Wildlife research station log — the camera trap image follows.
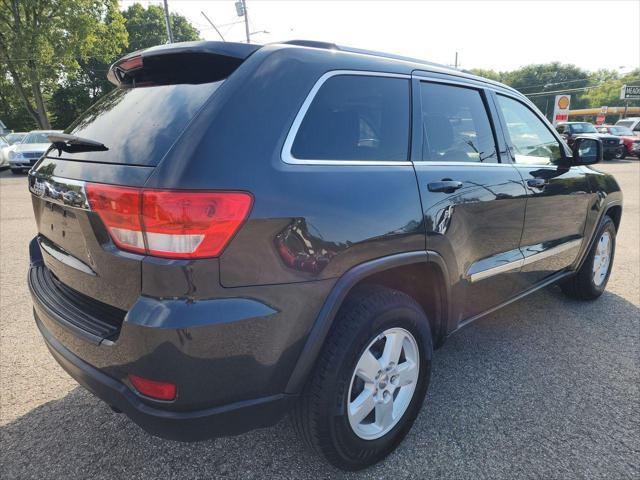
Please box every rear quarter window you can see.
[290,75,410,162]
[60,82,222,165]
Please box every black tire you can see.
[614,147,626,159]
[292,285,433,471]
[561,216,616,300]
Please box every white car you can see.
[0,135,10,169]
[8,130,62,174]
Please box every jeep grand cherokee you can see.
[27,40,622,471]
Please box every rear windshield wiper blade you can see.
[48,133,108,155]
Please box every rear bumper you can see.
[35,313,295,441]
[26,234,332,440]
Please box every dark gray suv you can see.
[28,40,622,470]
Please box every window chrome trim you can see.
[468,239,583,283]
[281,70,412,166]
[412,161,513,168]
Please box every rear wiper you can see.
[48,133,108,155]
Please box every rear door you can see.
[411,74,528,324]
[491,93,591,288]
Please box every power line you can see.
[525,80,640,97]
[201,11,225,41]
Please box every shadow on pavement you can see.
[1,287,639,480]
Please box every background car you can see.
[5,132,27,145]
[0,135,10,169]
[556,122,624,159]
[615,117,640,137]
[596,124,640,158]
[8,130,61,174]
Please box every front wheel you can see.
[561,216,616,300]
[292,286,433,471]
[614,147,626,159]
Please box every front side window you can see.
[497,95,563,165]
[291,75,410,161]
[419,82,497,163]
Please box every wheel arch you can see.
[285,251,450,394]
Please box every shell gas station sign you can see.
[552,95,571,125]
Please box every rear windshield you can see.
[60,82,222,165]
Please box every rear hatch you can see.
[29,41,259,311]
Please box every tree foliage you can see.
[471,64,640,121]
[122,3,200,53]
[0,0,127,129]
[1,1,201,131]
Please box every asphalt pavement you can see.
[1,159,638,479]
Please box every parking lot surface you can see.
[1,160,638,479]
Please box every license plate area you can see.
[39,202,90,262]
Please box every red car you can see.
[596,124,640,158]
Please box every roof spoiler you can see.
[107,41,261,87]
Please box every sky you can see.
[120,0,640,73]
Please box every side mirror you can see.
[570,136,602,165]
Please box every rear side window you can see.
[419,82,497,163]
[291,75,410,161]
[62,82,222,165]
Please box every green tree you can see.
[122,3,200,53]
[469,68,503,82]
[502,63,591,116]
[0,71,35,130]
[0,0,127,129]
[581,69,640,109]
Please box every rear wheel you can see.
[614,146,626,159]
[561,216,616,300]
[293,285,432,470]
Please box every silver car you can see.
[8,130,61,174]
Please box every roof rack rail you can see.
[280,40,339,50]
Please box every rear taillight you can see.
[86,184,252,259]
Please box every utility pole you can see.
[242,0,250,44]
[234,0,251,43]
[163,0,174,43]
[201,11,225,41]
[454,52,459,69]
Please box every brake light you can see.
[86,184,252,259]
[128,374,176,401]
[119,55,143,71]
[85,184,144,253]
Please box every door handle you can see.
[526,178,547,189]
[427,180,463,194]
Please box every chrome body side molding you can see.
[467,238,583,283]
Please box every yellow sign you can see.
[557,96,570,110]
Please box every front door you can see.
[492,93,592,289]
[411,77,528,324]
